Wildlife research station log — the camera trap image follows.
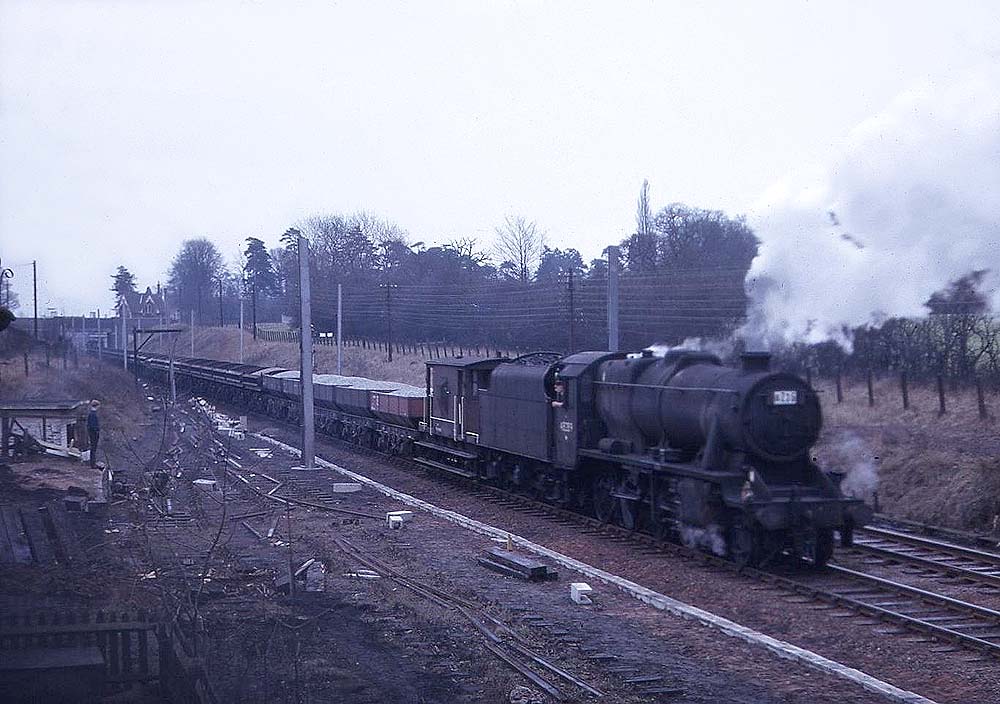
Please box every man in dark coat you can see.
[87,399,101,468]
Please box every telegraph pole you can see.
[122,313,128,370]
[382,284,395,362]
[607,245,620,351]
[251,277,258,340]
[239,297,245,364]
[190,310,194,357]
[337,282,343,374]
[218,277,224,327]
[567,267,576,354]
[297,234,315,469]
[32,261,38,339]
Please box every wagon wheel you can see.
[592,476,617,524]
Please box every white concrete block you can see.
[570,582,593,605]
[388,515,404,529]
[386,510,414,526]
[193,479,218,492]
[332,482,362,493]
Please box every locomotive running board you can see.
[413,440,478,460]
[412,456,477,479]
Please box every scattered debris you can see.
[64,495,88,512]
[332,482,362,493]
[344,568,381,580]
[509,685,545,704]
[192,479,218,491]
[478,548,558,582]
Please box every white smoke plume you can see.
[642,337,735,359]
[745,64,1000,350]
[823,431,879,501]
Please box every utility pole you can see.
[251,276,258,340]
[169,340,176,404]
[190,310,194,357]
[382,284,395,362]
[297,234,315,469]
[32,261,38,339]
[337,283,343,375]
[567,267,576,354]
[239,297,245,364]
[607,245,620,351]
[97,309,102,361]
[218,277,224,327]
[122,313,128,370]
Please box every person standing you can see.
[87,399,101,468]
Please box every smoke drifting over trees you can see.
[745,64,1000,349]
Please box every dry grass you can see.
[0,347,153,492]
[812,376,1000,532]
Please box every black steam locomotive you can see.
[118,347,870,567]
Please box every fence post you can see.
[936,375,946,415]
[900,372,909,410]
[23,353,29,376]
[866,369,874,407]
[835,371,843,403]
[976,378,988,420]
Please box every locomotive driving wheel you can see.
[592,476,617,524]
[727,518,760,568]
[804,528,835,568]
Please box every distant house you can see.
[117,286,167,319]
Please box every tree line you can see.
[108,181,998,385]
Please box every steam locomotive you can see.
[114,347,870,567]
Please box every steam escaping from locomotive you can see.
[744,63,1000,349]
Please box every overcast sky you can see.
[1,0,997,315]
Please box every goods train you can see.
[106,347,871,567]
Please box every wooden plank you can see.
[0,505,33,564]
[20,507,56,565]
[0,504,15,564]
[483,547,549,579]
[0,620,157,637]
[41,502,79,564]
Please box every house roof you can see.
[118,286,164,316]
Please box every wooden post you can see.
[835,371,843,403]
[23,353,28,376]
[937,375,946,415]
[976,378,987,420]
[866,369,874,407]
[900,372,909,410]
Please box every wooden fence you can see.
[0,610,216,703]
[814,370,993,420]
[253,326,526,359]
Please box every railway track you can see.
[202,396,1000,665]
[846,526,1000,590]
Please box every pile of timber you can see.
[478,547,558,582]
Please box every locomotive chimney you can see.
[741,351,771,372]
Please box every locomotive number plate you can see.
[772,390,798,405]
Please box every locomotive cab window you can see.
[551,380,567,408]
[474,370,490,394]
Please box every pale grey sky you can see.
[1,0,997,315]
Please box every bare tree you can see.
[636,179,651,237]
[494,215,546,283]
